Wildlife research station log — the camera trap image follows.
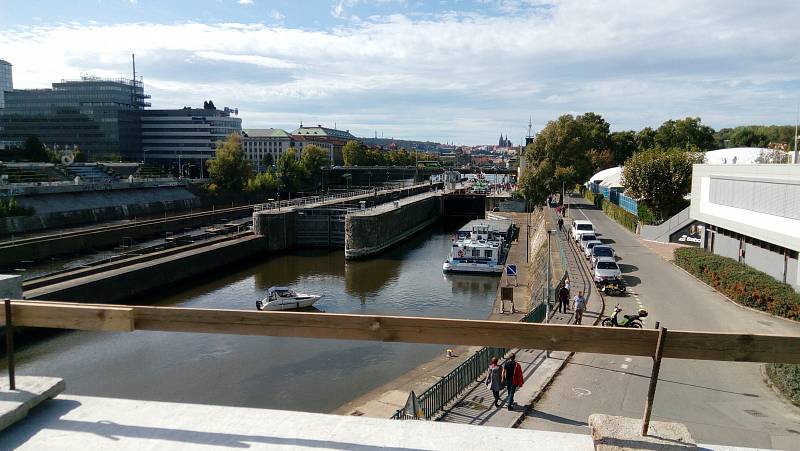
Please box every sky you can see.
[1,0,799,145]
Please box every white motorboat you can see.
[256,286,321,311]
[443,224,506,275]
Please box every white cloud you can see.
[2,1,799,144]
[238,0,254,5]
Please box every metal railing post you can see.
[4,298,16,390]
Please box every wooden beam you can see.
[0,301,133,332]
[8,301,800,363]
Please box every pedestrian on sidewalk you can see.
[485,357,503,407]
[558,284,570,313]
[557,217,564,231]
[573,291,587,325]
[501,353,524,411]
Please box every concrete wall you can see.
[26,235,267,304]
[344,196,440,260]
[253,210,296,251]
[1,186,200,236]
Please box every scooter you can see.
[602,304,647,328]
[598,278,626,296]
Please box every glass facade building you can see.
[0,60,12,109]
[0,76,149,157]
[141,106,242,173]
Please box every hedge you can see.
[674,246,800,407]
[602,199,638,233]
[673,247,800,320]
[766,363,800,407]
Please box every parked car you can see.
[591,245,615,268]
[578,233,598,252]
[571,220,594,242]
[593,257,622,283]
[583,240,604,259]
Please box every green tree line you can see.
[342,140,437,166]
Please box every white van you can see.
[571,220,594,242]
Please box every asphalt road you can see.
[519,195,800,450]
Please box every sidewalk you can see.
[438,206,604,428]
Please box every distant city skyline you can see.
[1,0,799,145]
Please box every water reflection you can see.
[5,223,500,413]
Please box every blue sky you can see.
[1,0,799,144]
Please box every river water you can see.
[7,223,499,413]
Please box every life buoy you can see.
[457,249,464,257]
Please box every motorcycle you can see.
[597,278,626,296]
[602,304,647,328]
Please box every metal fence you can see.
[252,182,435,212]
[391,345,508,420]
[589,182,639,216]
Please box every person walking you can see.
[558,284,570,313]
[557,217,564,232]
[573,290,587,325]
[501,353,524,410]
[484,356,503,407]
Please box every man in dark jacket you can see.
[558,285,570,313]
[501,353,524,410]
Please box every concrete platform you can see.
[589,414,696,450]
[0,394,595,450]
[0,376,64,432]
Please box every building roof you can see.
[243,128,290,138]
[291,125,356,140]
[588,166,622,184]
[703,147,768,165]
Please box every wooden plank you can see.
[8,301,800,363]
[0,300,134,332]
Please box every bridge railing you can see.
[252,183,437,212]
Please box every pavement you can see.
[0,376,64,432]
[519,194,800,450]
[0,394,597,450]
[437,207,600,428]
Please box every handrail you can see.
[252,183,435,213]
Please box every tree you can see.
[622,148,703,220]
[299,144,330,187]
[654,117,716,151]
[635,127,657,152]
[576,112,610,152]
[23,136,49,162]
[246,169,279,192]
[731,128,769,148]
[609,131,638,164]
[276,149,306,192]
[342,140,367,166]
[261,153,274,169]
[206,133,252,191]
[519,114,594,204]
[588,149,615,173]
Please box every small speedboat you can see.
[256,286,321,311]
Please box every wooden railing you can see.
[1,300,798,364]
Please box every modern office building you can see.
[140,105,242,175]
[0,76,149,157]
[0,59,12,109]
[690,163,800,292]
[241,128,292,172]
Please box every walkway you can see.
[438,206,604,428]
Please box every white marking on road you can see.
[624,358,632,362]
[620,364,629,369]
[572,387,592,398]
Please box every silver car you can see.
[593,256,622,283]
[591,245,615,268]
[583,240,603,259]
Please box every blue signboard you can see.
[506,264,517,276]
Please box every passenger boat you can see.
[443,224,506,274]
[256,286,321,311]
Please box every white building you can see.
[241,129,292,172]
[690,164,800,291]
[141,105,241,174]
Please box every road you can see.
[519,195,800,450]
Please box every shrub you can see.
[0,197,32,218]
[602,199,638,233]
[637,204,657,225]
[766,363,800,407]
[673,247,800,321]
